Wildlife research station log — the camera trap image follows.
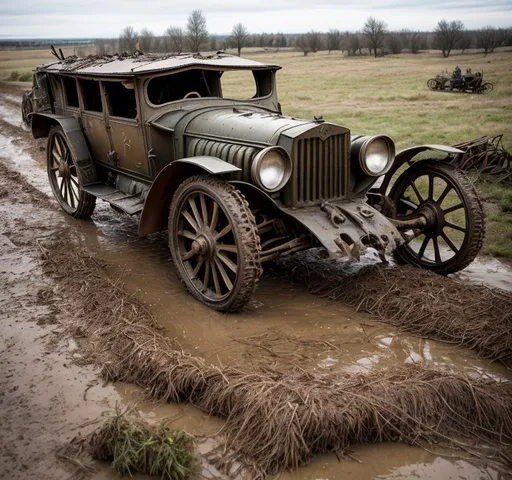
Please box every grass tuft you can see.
[7,70,20,81]
[88,409,196,480]
[500,191,512,213]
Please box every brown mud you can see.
[1,83,511,480]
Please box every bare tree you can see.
[210,35,218,51]
[458,31,472,54]
[138,28,154,52]
[230,22,249,56]
[363,17,387,57]
[295,31,321,56]
[476,26,504,55]
[95,39,106,56]
[400,30,421,54]
[307,31,321,53]
[164,26,184,53]
[344,32,361,56]
[434,20,465,58]
[327,29,342,52]
[295,34,311,56]
[119,26,138,53]
[386,33,402,54]
[186,9,208,52]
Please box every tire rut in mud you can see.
[38,234,512,479]
[269,252,512,367]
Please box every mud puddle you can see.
[0,88,510,480]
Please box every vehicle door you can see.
[78,78,111,164]
[103,79,149,177]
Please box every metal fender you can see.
[138,157,240,237]
[31,113,97,186]
[378,144,464,194]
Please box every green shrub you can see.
[499,191,512,213]
[18,72,32,82]
[7,71,20,81]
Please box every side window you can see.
[147,69,219,105]
[104,81,137,119]
[62,76,79,108]
[79,79,102,112]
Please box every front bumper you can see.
[282,197,403,259]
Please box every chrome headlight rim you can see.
[251,146,292,193]
[359,135,395,177]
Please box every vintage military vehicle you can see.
[23,52,485,311]
[427,69,493,94]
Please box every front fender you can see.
[378,144,463,194]
[138,157,240,237]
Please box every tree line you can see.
[92,10,512,58]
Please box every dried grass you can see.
[269,251,512,367]
[40,240,512,479]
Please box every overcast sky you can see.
[1,0,511,38]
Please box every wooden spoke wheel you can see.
[47,126,96,218]
[480,82,494,94]
[389,160,485,275]
[427,79,439,91]
[21,92,33,126]
[168,176,262,312]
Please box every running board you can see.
[82,183,146,215]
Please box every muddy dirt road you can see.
[1,82,511,480]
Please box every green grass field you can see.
[225,48,512,151]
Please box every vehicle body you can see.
[22,52,486,311]
[427,70,493,94]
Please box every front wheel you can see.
[481,82,493,94]
[168,176,262,312]
[388,160,485,275]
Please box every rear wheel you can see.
[21,92,33,126]
[47,126,96,218]
[389,160,485,275]
[168,176,262,312]
[427,79,439,90]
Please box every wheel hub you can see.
[58,162,69,177]
[192,231,216,258]
[418,201,445,234]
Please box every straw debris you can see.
[269,251,512,367]
[40,240,512,478]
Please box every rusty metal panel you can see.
[109,120,149,177]
[81,113,111,165]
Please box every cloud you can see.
[0,0,510,38]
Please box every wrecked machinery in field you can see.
[450,135,512,184]
[427,69,493,94]
[22,51,486,311]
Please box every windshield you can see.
[146,68,273,105]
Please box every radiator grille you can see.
[295,134,346,205]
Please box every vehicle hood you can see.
[151,105,323,148]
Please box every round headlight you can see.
[360,136,395,176]
[251,147,292,192]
